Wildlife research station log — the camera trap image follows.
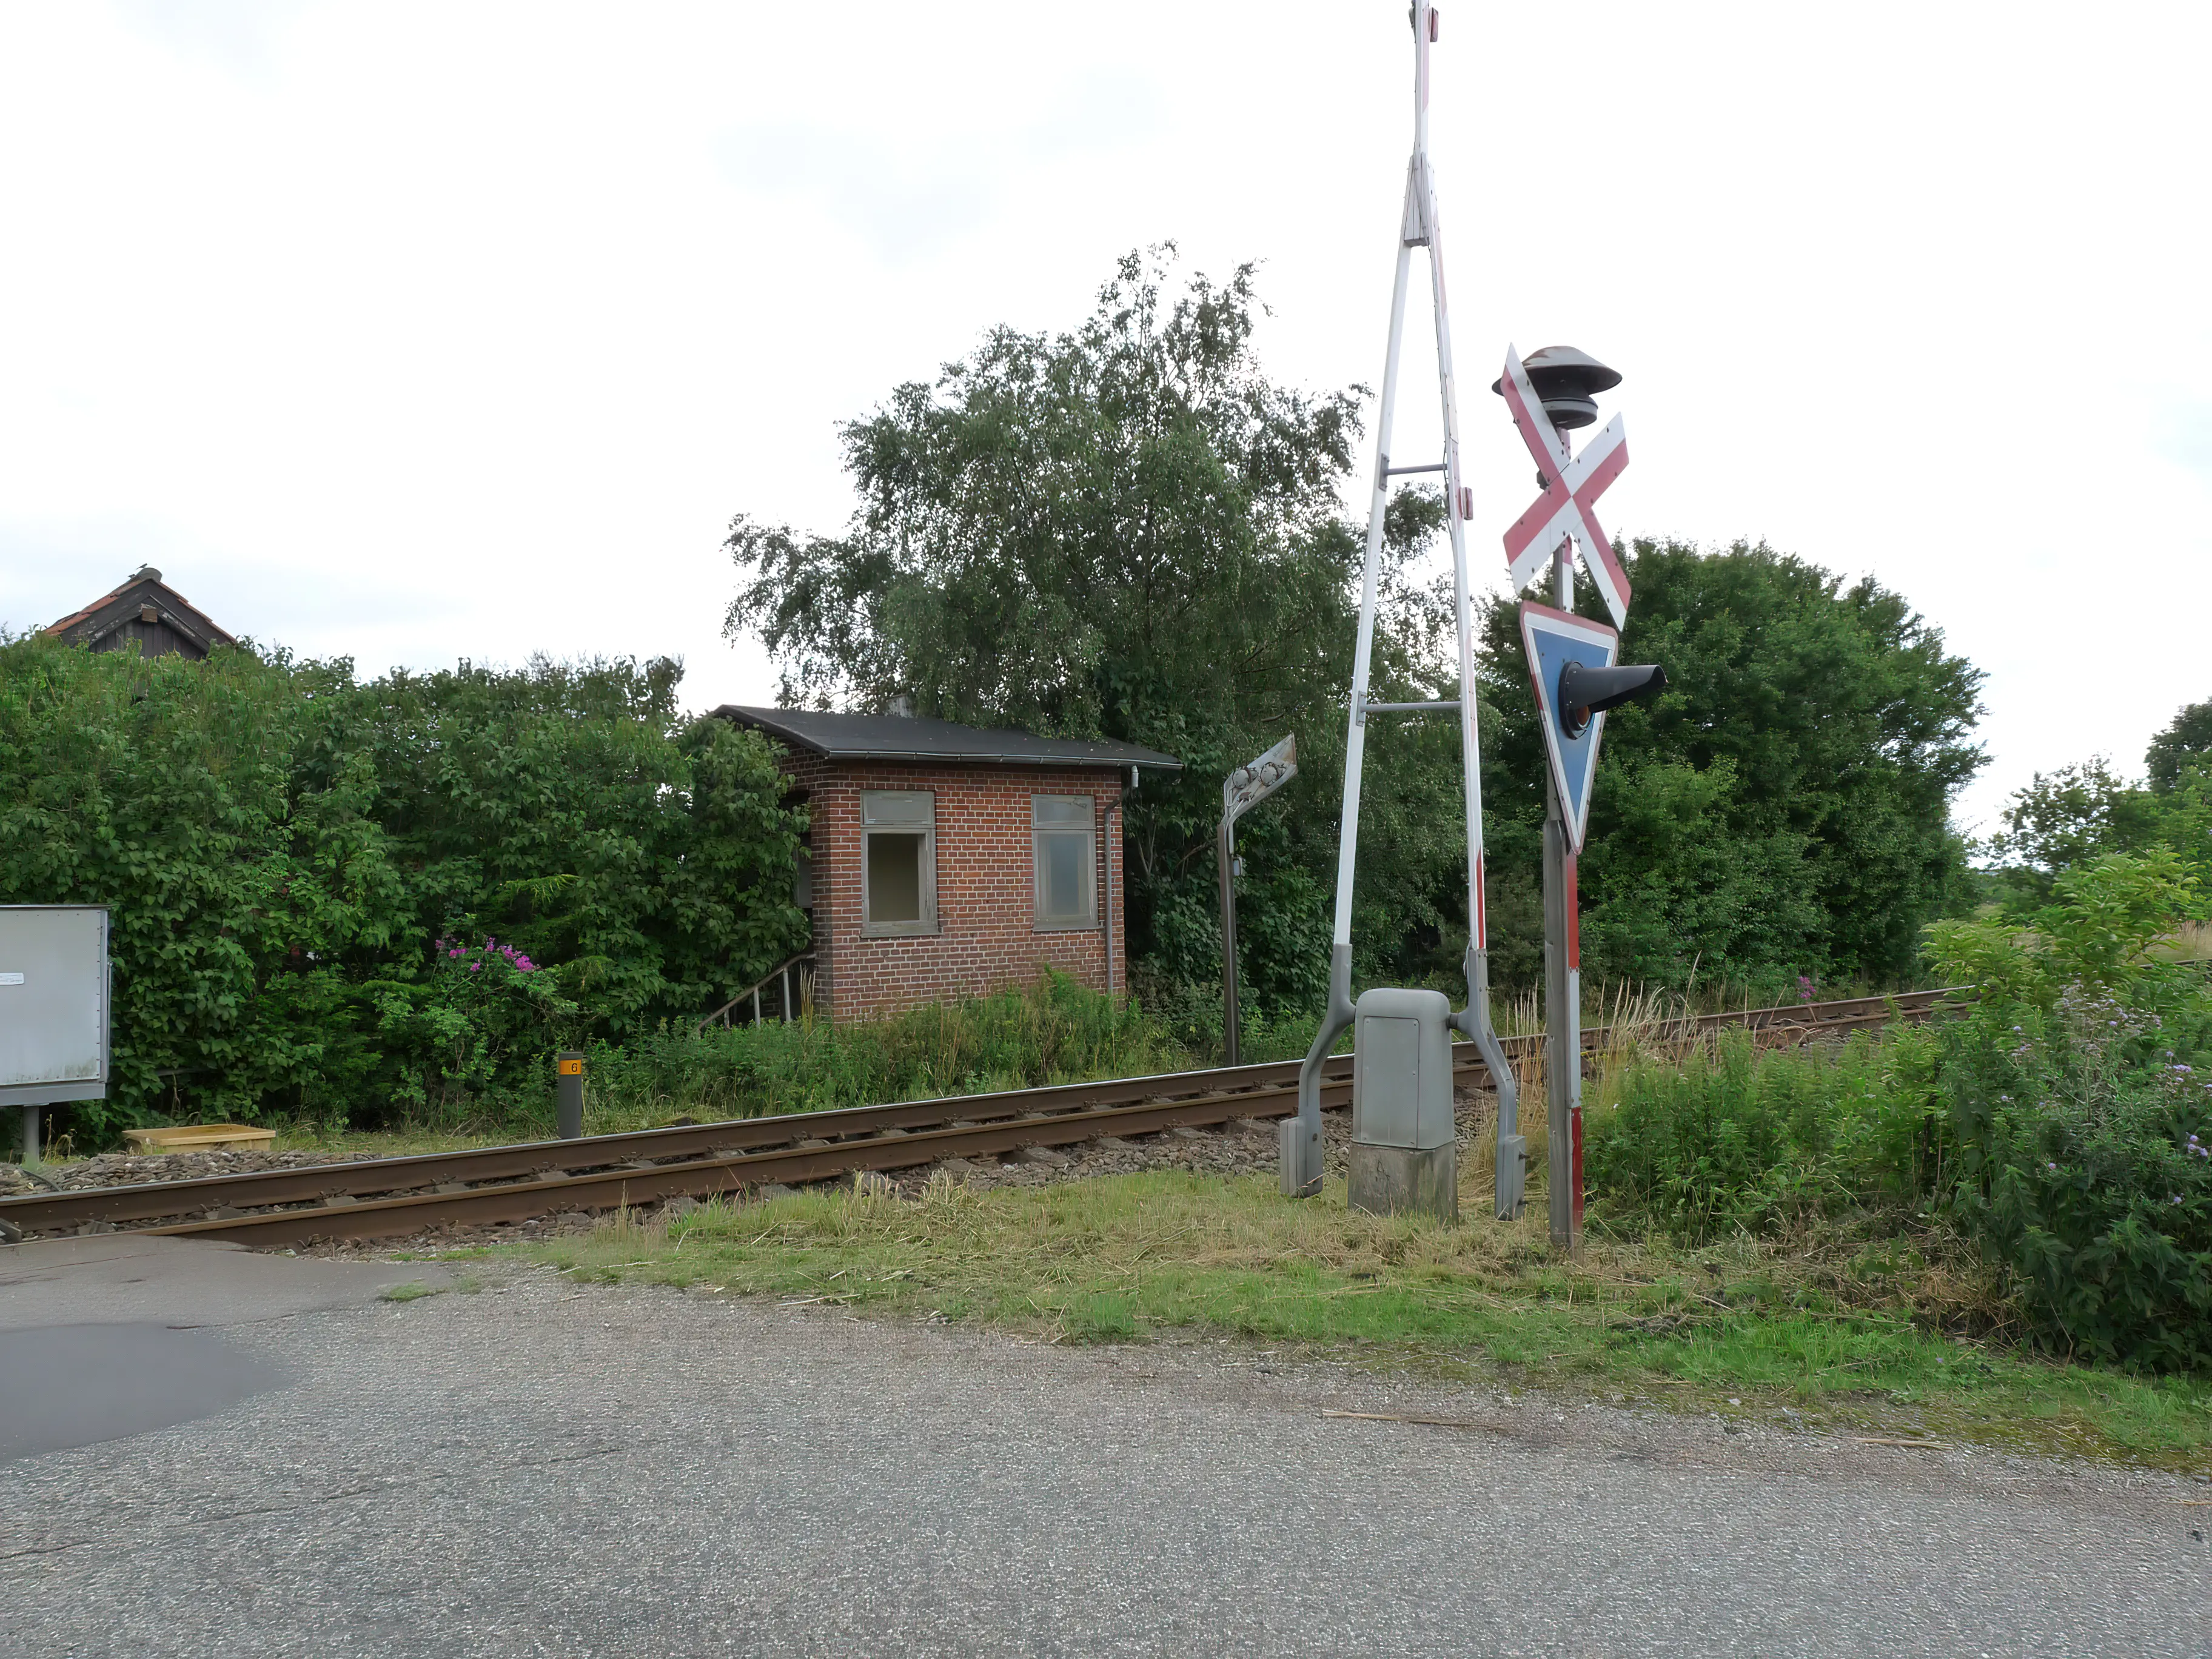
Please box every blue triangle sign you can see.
[1518,601,1620,855]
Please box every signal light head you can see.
[1557,660,1666,738]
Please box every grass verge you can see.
[504,1168,2212,1471]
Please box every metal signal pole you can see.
[1281,0,1522,1210]
[1544,544,1581,1250]
[1220,736,1298,1068]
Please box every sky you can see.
[2,1,2206,837]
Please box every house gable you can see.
[44,566,236,662]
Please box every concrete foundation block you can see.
[1278,1116,1322,1198]
[1347,1142,1459,1224]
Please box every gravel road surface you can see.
[2,1255,2205,1657]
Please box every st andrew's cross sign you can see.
[1498,345,1631,629]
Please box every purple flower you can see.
[2046,1162,2058,1171]
[469,961,481,972]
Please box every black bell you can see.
[1491,344,1621,432]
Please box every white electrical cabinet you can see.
[0,905,111,1107]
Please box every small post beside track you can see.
[555,1052,586,1140]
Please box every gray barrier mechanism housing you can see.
[1346,987,1458,1223]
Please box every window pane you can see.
[862,791,933,826]
[866,833,925,923]
[1032,794,1090,828]
[1040,831,1087,921]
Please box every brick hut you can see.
[712,706,1181,1025]
[44,566,236,661]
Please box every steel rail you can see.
[0,987,1962,1242]
[3,1054,1372,1235]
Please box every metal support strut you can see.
[1283,0,1520,1212]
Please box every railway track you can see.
[0,987,1963,1247]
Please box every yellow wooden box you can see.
[121,1123,278,1154]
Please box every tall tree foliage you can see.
[726,253,1989,1013]
[1985,700,2212,911]
[726,247,1456,1014]
[1479,538,1986,993]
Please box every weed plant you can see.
[275,974,1199,1147]
[586,973,1192,1122]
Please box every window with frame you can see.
[1032,794,1096,930]
[861,791,936,935]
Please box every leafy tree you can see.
[0,635,405,1132]
[349,657,809,1045]
[2147,699,2212,792]
[1478,539,1986,993]
[1983,700,2212,911]
[1982,759,2167,906]
[725,247,1463,1017]
[725,255,1991,1014]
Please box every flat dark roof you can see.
[712,706,1181,773]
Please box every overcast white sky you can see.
[2,1,2206,836]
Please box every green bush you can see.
[0,635,806,1139]
[370,936,578,1115]
[1965,1008,2212,1369]
[1926,851,2212,1369]
[1592,850,2212,1370]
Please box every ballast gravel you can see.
[4,1147,344,1197]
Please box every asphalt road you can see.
[1,1244,2205,1657]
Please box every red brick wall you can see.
[776,755,1128,1024]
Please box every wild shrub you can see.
[1926,850,2212,1369]
[0,635,805,1137]
[370,936,578,1115]
[1587,1030,1915,1243]
[583,974,1195,1124]
[1592,850,2212,1368]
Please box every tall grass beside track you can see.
[269,977,1198,1154]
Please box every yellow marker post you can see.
[555,1051,585,1139]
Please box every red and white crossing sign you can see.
[1498,344,1631,629]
